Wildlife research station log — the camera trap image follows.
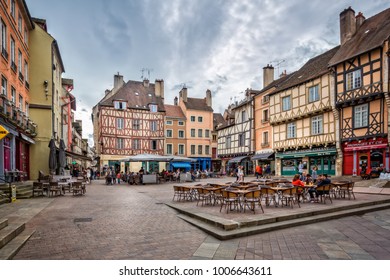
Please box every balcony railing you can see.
[261,142,270,148]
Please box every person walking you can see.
[255,165,262,179]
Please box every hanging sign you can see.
[0,125,9,140]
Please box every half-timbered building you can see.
[93,75,165,173]
[269,47,340,176]
[217,89,257,175]
[211,113,225,173]
[329,7,390,175]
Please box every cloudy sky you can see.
[25,0,389,146]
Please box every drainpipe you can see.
[51,40,56,139]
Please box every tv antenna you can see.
[269,59,285,77]
[141,68,153,80]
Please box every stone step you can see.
[168,197,390,231]
[0,219,8,231]
[177,202,390,240]
[0,229,35,260]
[0,223,25,250]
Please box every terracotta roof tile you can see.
[329,7,390,66]
[99,80,165,111]
[184,97,213,112]
[165,104,186,119]
[270,46,340,95]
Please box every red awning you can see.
[344,144,388,152]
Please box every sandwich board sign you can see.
[0,125,8,140]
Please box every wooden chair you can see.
[260,187,276,206]
[32,182,44,197]
[280,187,300,208]
[316,184,332,204]
[172,185,183,201]
[196,187,212,206]
[219,190,240,213]
[338,182,355,200]
[244,190,264,214]
[72,182,83,196]
[49,182,62,197]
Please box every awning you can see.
[251,152,274,160]
[228,156,249,164]
[20,133,35,144]
[171,162,192,169]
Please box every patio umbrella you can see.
[122,153,173,162]
[58,139,66,175]
[48,138,57,174]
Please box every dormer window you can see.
[149,104,157,113]
[114,101,127,110]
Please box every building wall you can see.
[181,107,213,158]
[165,117,186,156]
[0,0,34,178]
[29,22,64,179]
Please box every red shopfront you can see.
[342,137,389,175]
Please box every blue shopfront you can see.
[276,147,337,176]
[190,157,211,172]
[169,162,192,172]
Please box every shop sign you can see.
[276,147,336,159]
[344,137,388,151]
[0,125,9,140]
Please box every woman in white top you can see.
[237,166,244,182]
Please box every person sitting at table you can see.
[292,174,305,187]
[308,174,331,202]
[305,174,313,185]
[299,171,307,182]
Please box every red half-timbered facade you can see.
[93,75,165,172]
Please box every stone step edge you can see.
[0,223,25,250]
[0,229,35,260]
[0,219,8,231]
[177,202,390,240]
[167,198,390,231]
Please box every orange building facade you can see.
[0,0,35,179]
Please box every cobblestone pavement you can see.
[2,178,390,260]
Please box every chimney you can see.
[143,79,149,88]
[155,79,164,99]
[174,96,178,106]
[179,87,187,102]
[206,89,212,108]
[263,64,274,88]
[279,70,287,78]
[114,73,124,91]
[340,7,356,45]
[355,12,365,29]
[105,89,110,96]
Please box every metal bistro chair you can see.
[316,184,333,204]
[72,182,84,196]
[280,187,300,208]
[49,182,62,197]
[243,189,264,214]
[219,190,240,213]
[32,182,44,197]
